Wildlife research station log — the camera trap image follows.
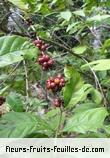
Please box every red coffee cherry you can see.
[46,83,51,90]
[42,62,48,67]
[37,54,54,71]
[37,40,42,44]
[38,57,44,64]
[40,45,46,52]
[47,59,54,66]
[36,43,41,48]
[60,78,65,83]
[33,39,49,52]
[52,98,62,107]
[46,75,65,92]
[43,55,50,62]
[48,77,54,82]
[54,77,60,84]
[50,82,56,88]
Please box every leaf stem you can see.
[23,60,30,111]
[55,107,63,138]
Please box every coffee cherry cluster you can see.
[0,96,5,106]
[46,74,65,92]
[38,54,54,71]
[33,39,49,52]
[52,98,63,107]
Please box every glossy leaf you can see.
[45,109,65,130]
[0,35,39,67]
[64,108,108,133]
[87,15,110,22]
[60,10,72,21]
[82,59,110,71]
[73,45,87,54]
[6,93,24,112]
[73,10,85,17]
[0,112,52,138]
[8,0,29,10]
[63,66,83,107]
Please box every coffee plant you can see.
[0,0,110,138]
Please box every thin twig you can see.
[23,60,30,110]
[0,62,21,86]
[83,58,107,106]
[55,107,62,138]
[88,26,102,47]
[53,32,71,49]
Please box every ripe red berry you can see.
[38,57,44,64]
[43,55,50,62]
[47,59,54,66]
[59,82,65,87]
[34,39,42,44]
[52,98,62,107]
[41,45,46,51]
[46,79,50,83]
[36,43,41,48]
[60,78,65,82]
[49,77,54,82]
[50,82,56,88]
[33,39,49,52]
[46,82,51,89]
[37,40,42,44]
[42,62,48,67]
[54,78,60,84]
[46,75,65,92]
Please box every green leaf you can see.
[45,109,65,130]
[8,0,29,10]
[74,102,101,113]
[0,112,52,138]
[0,74,8,80]
[66,22,79,32]
[60,10,72,21]
[66,84,91,108]
[63,66,83,107]
[73,45,87,54]
[102,39,110,52]
[73,10,85,17]
[0,86,10,95]
[90,89,102,105]
[45,108,60,118]
[64,107,108,133]
[0,35,39,68]
[65,83,102,108]
[0,52,23,68]
[82,59,110,71]
[6,92,24,112]
[104,125,110,134]
[87,15,110,22]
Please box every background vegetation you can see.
[0,0,110,138]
